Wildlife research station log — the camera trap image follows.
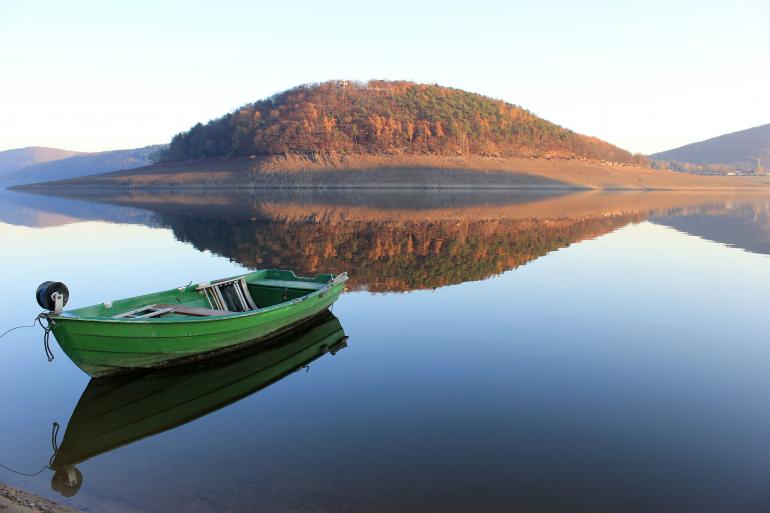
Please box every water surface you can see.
[2,189,770,513]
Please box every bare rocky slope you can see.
[20,152,770,190]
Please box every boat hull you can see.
[50,311,347,470]
[50,280,344,377]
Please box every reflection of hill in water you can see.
[652,199,770,254]
[168,213,640,292]
[7,189,770,291]
[0,189,157,228]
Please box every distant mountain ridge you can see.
[0,145,165,185]
[1,145,165,185]
[0,147,83,177]
[651,123,770,174]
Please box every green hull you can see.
[51,311,346,469]
[49,269,347,377]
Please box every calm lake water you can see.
[2,188,770,513]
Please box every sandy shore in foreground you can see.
[0,484,83,513]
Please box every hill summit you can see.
[164,80,645,165]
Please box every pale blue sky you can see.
[1,0,768,154]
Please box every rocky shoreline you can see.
[0,484,83,513]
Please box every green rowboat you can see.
[41,269,348,377]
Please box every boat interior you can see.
[61,270,336,320]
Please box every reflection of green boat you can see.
[42,269,347,377]
[49,311,348,497]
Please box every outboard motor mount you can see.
[36,281,69,314]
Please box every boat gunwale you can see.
[49,271,348,325]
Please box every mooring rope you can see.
[0,317,40,339]
[38,314,55,361]
[0,462,48,477]
[48,422,60,469]
[0,312,54,361]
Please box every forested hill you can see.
[163,81,645,165]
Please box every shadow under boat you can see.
[49,310,348,497]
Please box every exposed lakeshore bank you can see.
[14,154,770,191]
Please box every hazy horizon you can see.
[2,0,768,155]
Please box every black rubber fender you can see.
[36,281,69,311]
[51,466,83,497]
